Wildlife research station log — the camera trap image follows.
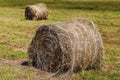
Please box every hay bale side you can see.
[25,3,48,20]
[28,18,104,79]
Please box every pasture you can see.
[0,0,120,80]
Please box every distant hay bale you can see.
[25,3,48,20]
[28,18,103,79]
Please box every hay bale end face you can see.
[28,18,103,79]
[25,3,48,20]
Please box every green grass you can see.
[0,45,27,59]
[75,70,119,80]
[0,67,34,80]
[0,0,120,80]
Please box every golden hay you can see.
[28,18,104,80]
[25,3,48,20]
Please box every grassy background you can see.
[0,0,120,80]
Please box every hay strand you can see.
[28,18,104,80]
[25,3,48,20]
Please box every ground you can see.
[0,0,120,80]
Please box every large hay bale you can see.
[25,3,48,20]
[28,18,103,79]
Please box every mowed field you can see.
[0,0,120,80]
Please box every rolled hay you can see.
[25,3,48,20]
[28,18,104,79]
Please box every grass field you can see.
[0,0,120,80]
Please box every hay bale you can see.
[28,18,103,79]
[25,3,48,20]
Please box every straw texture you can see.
[28,18,104,80]
[25,3,48,20]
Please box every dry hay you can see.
[28,18,104,80]
[25,3,48,20]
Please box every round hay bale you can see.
[28,18,104,79]
[25,3,48,20]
